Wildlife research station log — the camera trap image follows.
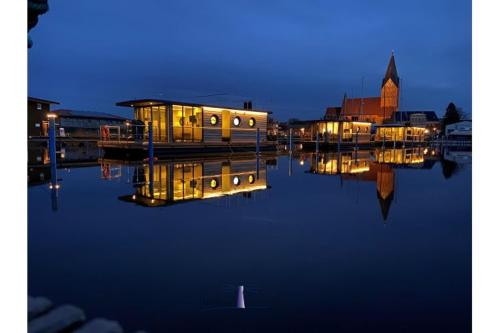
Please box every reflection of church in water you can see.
[309,148,427,221]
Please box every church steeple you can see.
[380,51,400,116]
[382,51,399,87]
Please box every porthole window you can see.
[233,116,241,127]
[210,115,218,126]
[210,178,218,189]
[233,176,240,186]
[248,174,255,184]
[248,118,256,127]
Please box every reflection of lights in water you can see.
[431,151,435,156]
[248,174,255,184]
[210,178,218,189]
[423,148,429,154]
[300,160,304,166]
[132,194,136,200]
[233,176,240,186]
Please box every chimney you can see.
[243,100,253,110]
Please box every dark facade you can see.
[28,97,59,138]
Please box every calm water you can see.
[28,146,472,332]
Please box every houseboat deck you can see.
[98,140,277,158]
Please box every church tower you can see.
[380,51,400,119]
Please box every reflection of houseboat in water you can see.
[115,155,272,207]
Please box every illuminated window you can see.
[248,118,256,127]
[210,178,218,189]
[248,174,255,184]
[36,103,42,110]
[210,115,218,126]
[233,176,240,185]
[233,116,241,127]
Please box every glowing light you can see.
[248,174,255,184]
[132,195,136,200]
[300,160,305,166]
[47,113,57,119]
[233,117,241,127]
[210,115,218,126]
[233,176,241,186]
[210,178,218,189]
[248,118,256,127]
[423,148,429,154]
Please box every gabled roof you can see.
[116,98,271,114]
[382,52,399,87]
[51,109,126,121]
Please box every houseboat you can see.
[111,155,271,207]
[99,99,275,157]
[300,120,372,150]
[374,125,426,144]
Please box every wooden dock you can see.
[28,295,146,333]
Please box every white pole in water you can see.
[289,128,293,151]
[236,286,245,309]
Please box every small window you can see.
[233,176,240,186]
[248,118,256,127]
[210,178,218,189]
[210,115,218,126]
[233,116,241,127]
[248,174,255,184]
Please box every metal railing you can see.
[99,124,272,144]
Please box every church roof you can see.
[382,52,399,87]
[341,97,384,117]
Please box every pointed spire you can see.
[377,191,394,221]
[382,51,399,87]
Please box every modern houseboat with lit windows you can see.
[98,99,275,157]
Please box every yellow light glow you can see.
[210,178,218,189]
[47,113,57,118]
[248,174,255,184]
[300,160,304,166]
[249,118,256,127]
[210,115,218,125]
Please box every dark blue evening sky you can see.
[28,0,471,120]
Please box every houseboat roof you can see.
[51,109,127,121]
[115,99,272,114]
[28,96,60,105]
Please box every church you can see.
[325,52,400,125]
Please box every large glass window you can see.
[172,105,203,142]
[135,105,168,142]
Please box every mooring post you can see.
[48,115,57,187]
[315,131,319,154]
[148,122,154,162]
[288,128,293,152]
[48,114,59,211]
[148,122,154,198]
[256,128,260,179]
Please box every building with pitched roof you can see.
[324,52,401,125]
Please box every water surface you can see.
[28,147,471,332]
